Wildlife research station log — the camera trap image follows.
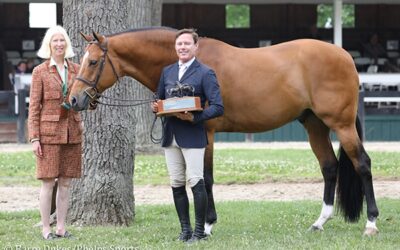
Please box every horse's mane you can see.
[108,26,177,37]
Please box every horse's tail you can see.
[336,115,364,222]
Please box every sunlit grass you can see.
[0,199,399,249]
[133,149,400,185]
[0,151,37,186]
[1,149,400,186]
[1,148,399,248]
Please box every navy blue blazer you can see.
[156,59,224,148]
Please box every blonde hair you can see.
[37,25,75,59]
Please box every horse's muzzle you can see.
[70,96,82,111]
[70,95,91,111]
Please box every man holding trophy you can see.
[151,28,224,243]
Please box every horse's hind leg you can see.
[301,111,338,231]
[335,118,379,236]
[203,135,217,235]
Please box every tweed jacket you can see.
[28,59,82,144]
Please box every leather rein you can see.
[75,38,155,108]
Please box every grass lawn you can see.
[1,199,399,249]
[1,148,399,249]
[1,149,400,186]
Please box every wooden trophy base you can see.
[156,96,202,116]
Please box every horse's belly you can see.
[214,108,304,133]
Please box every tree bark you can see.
[63,0,161,226]
[128,0,163,154]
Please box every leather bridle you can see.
[75,38,154,108]
[75,38,119,107]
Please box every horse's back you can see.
[198,38,359,132]
[200,38,358,94]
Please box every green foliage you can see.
[342,4,355,28]
[226,4,250,29]
[1,199,399,249]
[1,149,400,186]
[317,4,355,28]
[317,4,333,28]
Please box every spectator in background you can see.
[363,33,387,64]
[15,60,27,74]
[363,33,400,72]
[26,58,36,73]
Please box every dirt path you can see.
[1,181,400,211]
[1,142,399,211]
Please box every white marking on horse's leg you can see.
[311,202,334,230]
[204,222,213,235]
[363,218,379,236]
[366,218,378,230]
[364,218,379,236]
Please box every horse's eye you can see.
[89,60,97,66]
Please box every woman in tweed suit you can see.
[28,26,82,240]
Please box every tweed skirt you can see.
[36,143,82,179]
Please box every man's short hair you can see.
[175,28,199,44]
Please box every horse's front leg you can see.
[203,140,217,235]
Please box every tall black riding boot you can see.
[188,179,208,243]
[172,186,193,242]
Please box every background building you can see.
[1,0,400,142]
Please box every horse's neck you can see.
[110,31,177,92]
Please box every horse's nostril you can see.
[71,96,77,106]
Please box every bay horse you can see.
[69,27,379,236]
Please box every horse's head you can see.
[69,32,119,111]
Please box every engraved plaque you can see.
[156,96,202,116]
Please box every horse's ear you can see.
[93,32,105,44]
[80,32,93,42]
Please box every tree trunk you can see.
[63,0,161,226]
[128,0,163,154]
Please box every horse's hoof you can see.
[204,222,214,236]
[308,225,323,232]
[363,227,379,236]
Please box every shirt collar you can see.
[50,57,68,68]
[179,57,195,69]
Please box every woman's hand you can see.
[32,141,43,157]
